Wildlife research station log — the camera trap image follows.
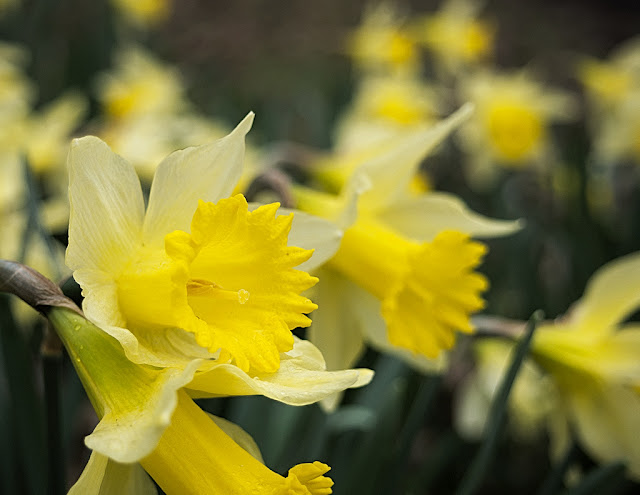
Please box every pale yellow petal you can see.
[142,113,254,247]
[377,192,522,241]
[69,452,156,495]
[573,251,640,333]
[307,267,366,372]
[567,382,640,480]
[186,337,373,406]
[280,209,343,272]
[354,104,472,214]
[66,136,144,276]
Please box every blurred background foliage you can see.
[2,0,640,494]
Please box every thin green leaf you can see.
[455,310,544,495]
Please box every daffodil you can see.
[531,252,640,480]
[457,70,576,188]
[65,113,372,490]
[578,36,640,117]
[110,0,171,29]
[346,2,419,75]
[332,72,441,154]
[290,107,520,408]
[410,0,494,74]
[95,46,186,121]
[578,37,640,169]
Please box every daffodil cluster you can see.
[2,2,640,493]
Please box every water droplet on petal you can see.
[237,289,250,304]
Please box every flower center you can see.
[117,195,318,373]
[485,101,544,163]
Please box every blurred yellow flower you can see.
[291,107,520,408]
[0,44,82,318]
[579,37,640,115]
[332,72,440,153]
[410,0,494,73]
[532,252,640,480]
[95,46,186,120]
[458,70,576,188]
[111,0,171,28]
[347,2,419,74]
[94,45,244,183]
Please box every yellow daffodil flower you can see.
[346,2,419,75]
[458,70,576,188]
[110,0,171,29]
[531,252,640,480]
[95,46,186,121]
[578,36,640,116]
[332,72,440,153]
[65,113,373,488]
[410,0,494,74]
[290,106,520,408]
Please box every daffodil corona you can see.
[117,195,317,373]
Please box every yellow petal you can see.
[280,208,343,272]
[565,382,640,481]
[377,192,522,242]
[142,113,254,247]
[69,452,157,495]
[349,283,448,374]
[186,337,373,405]
[307,266,367,371]
[573,251,640,333]
[141,390,334,494]
[66,136,144,277]
[355,105,472,214]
